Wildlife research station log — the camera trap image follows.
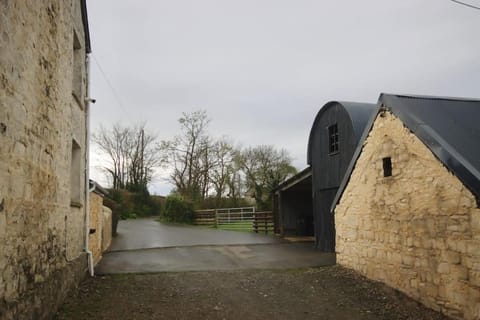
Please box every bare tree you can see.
[160,110,210,200]
[92,123,161,191]
[160,111,297,209]
[93,124,130,189]
[236,145,297,210]
[127,125,162,192]
[209,138,235,204]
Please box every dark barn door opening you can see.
[275,170,314,239]
[281,189,314,237]
[314,188,337,252]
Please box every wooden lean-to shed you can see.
[307,101,376,251]
[274,167,313,237]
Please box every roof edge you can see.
[81,0,91,53]
[380,92,480,103]
[307,100,374,165]
[89,180,108,196]
[332,93,480,212]
[329,104,380,212]
[274,166,312,192]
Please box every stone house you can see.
[0,1,93,318]
[334,94,480,319]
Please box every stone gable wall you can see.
[335,111,480,319]
[0,1,89,318]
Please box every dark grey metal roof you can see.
[89,179,109,196]
[332,93,480,212]
[273,166,311,192]
[307,101,376,165]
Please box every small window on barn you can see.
[383,157,392,177]
[328,124,339,154]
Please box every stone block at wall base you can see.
[0,253,88,320]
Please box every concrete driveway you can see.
[96,218,335,274]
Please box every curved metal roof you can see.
[307,101,376,165]
[332,93,480,212]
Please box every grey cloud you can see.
[87,0,480,194]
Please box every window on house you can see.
[328,124,339,154]
[70,139,82,206]
[383,157,392,177]
[72,29,83,108]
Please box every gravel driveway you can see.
[56,266,449,320]
[58,219,451,319]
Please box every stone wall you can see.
[89,192,112,265]
[0,1,89,318]
[89,192,103,265]
[335,111,480,319]
[102,206,113,252]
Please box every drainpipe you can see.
[85,182,95,276]
[84,54,94,277]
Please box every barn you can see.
[333,93,480,319]
[274,101,376,251]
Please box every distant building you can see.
[334,94,480,320]
[0,1,92,318]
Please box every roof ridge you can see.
[381,93,480,103]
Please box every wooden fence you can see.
[252,211,274,234]
[193,209,216,226]
[193,207,274,234]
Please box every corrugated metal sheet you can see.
[308,101,376,251]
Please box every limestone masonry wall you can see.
[89,192,112,265]
[89,192,103,265]
[102,206,112,252]
[0,1,89,318]
[335,111,480,319]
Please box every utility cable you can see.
[448,0,480,10]
[91,54,135,122]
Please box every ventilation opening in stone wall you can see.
[70,139,82,206]
[72,29,83,108]
[383,157,392,177]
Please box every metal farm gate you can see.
[194,207,274,234]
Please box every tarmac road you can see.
[109,217,284,251]
[95,217,335,274]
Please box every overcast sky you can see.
[87,0,480,195]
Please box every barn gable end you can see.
[335,110,480,319]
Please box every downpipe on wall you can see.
[84,54,94,277]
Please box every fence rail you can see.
[194,209,216,226]
[253,211,275,234]
[193,207,274,234]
